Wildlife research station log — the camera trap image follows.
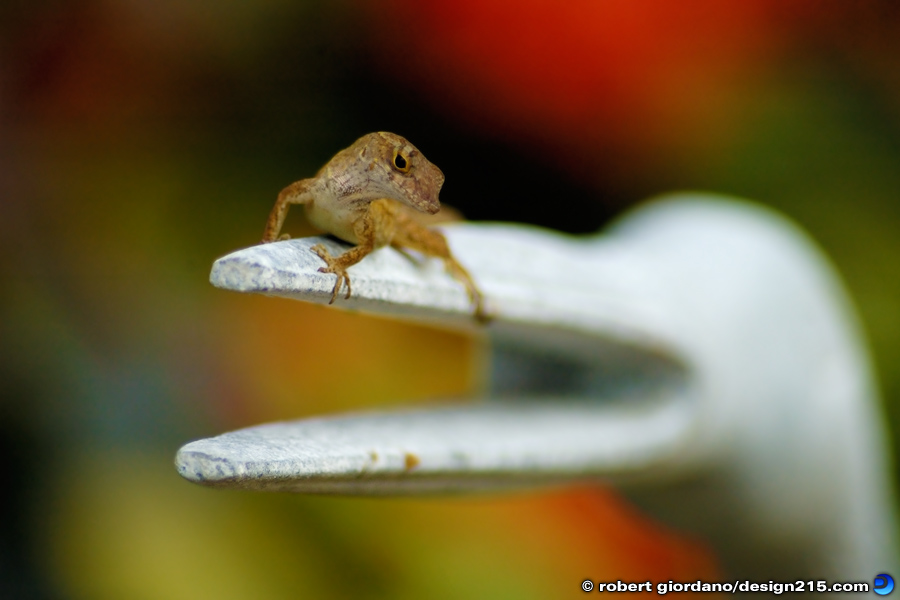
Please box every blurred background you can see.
[1,0,899,597]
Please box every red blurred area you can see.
[10,3,167,127]
[537,487,720,592]
[367,0,803,180]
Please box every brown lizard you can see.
[261,131,486,321]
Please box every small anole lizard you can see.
[261,131,487,321]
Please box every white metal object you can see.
[177,194,897,588]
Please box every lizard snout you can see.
[412,163,443,214]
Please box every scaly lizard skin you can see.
[261,132,486,321]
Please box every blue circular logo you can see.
[875,573,894,596]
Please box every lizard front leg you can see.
[311,201,395,303]
[262,179,314,243]
[312,241,373,303]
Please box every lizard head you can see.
[329,132,445,214]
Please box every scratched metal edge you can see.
[207,227,694,366]
[209,236,479,321]
[174,397,698,495]
[174,451,680,495]
[174,457,610,495]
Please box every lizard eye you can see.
[392,151,411,173]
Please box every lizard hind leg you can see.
[388,215,488,321]
[444,256,488,323]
